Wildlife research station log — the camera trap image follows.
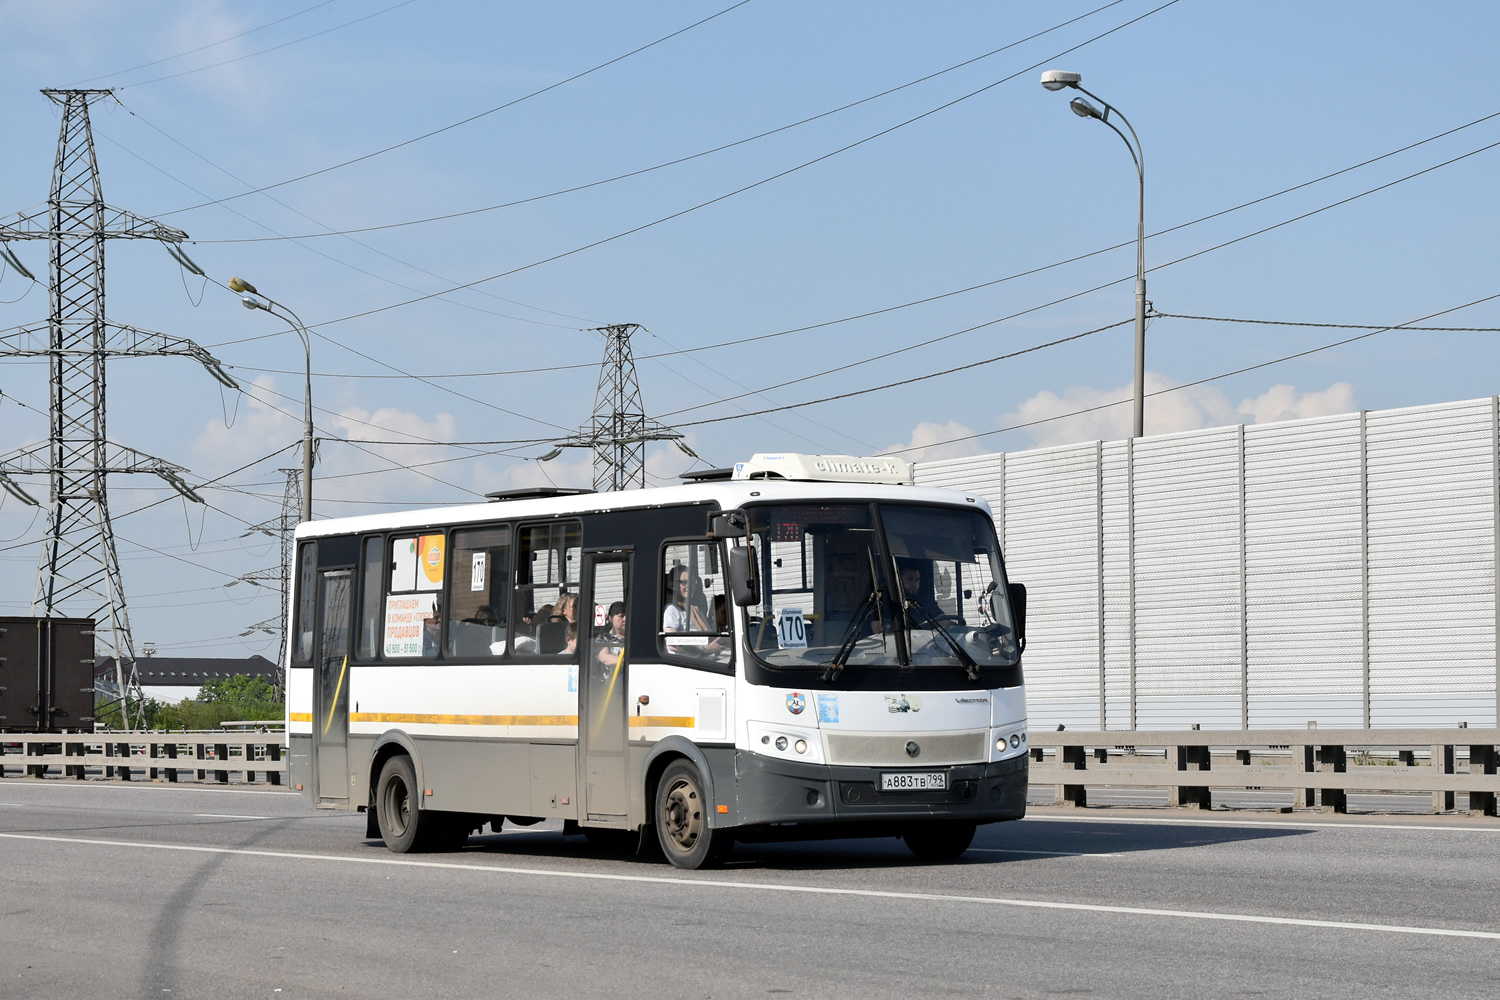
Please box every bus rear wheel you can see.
[655,760,731,870]
[903,820,977,860]
[376,755,466,853]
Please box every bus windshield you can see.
[744,502,1019,676]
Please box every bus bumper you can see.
[724,750,1027,830]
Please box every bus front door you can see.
[313,568,354,806]
[581,553,630,823]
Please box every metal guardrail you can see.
[0,732,285,785]
[1030,727,1500,815]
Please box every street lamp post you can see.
[228,276,314,521]
[1040,70,1148,439]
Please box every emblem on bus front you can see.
[886,695,921,713]
[786,692,806,715]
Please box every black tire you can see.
[376,755,423,853]
[376,755,469,853]
[654,759,732,870]
[903,820,977,861]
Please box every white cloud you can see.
[1005,374,1359,448]
[194,375,299,467]
[886,421,985,463]
[1005,372,1236,447]
[1237,382,1356,424]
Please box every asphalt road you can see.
[1,780,1497,999]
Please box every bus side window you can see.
[384,533,446,659]
[447,525,511,659]
[293,541,317,663]
[357,535,385,659]
[512,521,580,657]
[660,541,731,666]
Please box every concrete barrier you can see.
[1029,727,1500,815]
[0,732,285,785]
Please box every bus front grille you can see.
[823,729,988,767]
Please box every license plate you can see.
[880,771,947,792]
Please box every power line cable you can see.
[249,0,1184,333]
[156,0,755,217]
[118,0,422,89]
[674,318,1133,428]
[98,119,587,332]
[881,292,1500,456]
[72,0,341,85]
[190,1,1130,244]
[659,131,1500,423]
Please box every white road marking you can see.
[1024,814,1500,834]
[193,814,271,820]
[969,848,1117,858]
[1,831,1495,942]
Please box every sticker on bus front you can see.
[817,693,839,723]
[776,607,808,649]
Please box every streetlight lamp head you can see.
[240,292,269,311]
[1070,97,1104,120]
[227,276,257,294]
[1040,70,1081,91]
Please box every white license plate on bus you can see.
[880,771,947,792]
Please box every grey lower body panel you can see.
[289,733,313,804]
[719,751,1027,833]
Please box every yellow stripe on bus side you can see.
[349,712,579,727]
[295,712,696,728]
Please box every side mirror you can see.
[727,545,759,607]
[1008,582,1027,644]
[708,509,747,539]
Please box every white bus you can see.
[287,453,1028,869]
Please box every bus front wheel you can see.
[903,820,977,861]
[655,760,731,870]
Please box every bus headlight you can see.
[794,739,807,754]
[1010,734,1021,749]
[775,736,788,751]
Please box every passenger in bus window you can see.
[422,609,442,658]
[555,592,578,624]
[564,623,578,655]
[596,601,626,670]
[664,565,725,657]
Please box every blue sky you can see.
[1,1,1497,658]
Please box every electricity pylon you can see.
[545,323,693,491]
[0,89,237,728]
[239,468,301,693]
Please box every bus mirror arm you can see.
[728,545,759,607]
[708,510,748,539]
[1009,583,1027,645]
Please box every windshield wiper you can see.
[824,585,880,683]
[903,600,981,682]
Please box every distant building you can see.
[94,655,277,703]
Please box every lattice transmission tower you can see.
[0,89,237,727]
[547,323,692,491]
[238,468,301,693]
